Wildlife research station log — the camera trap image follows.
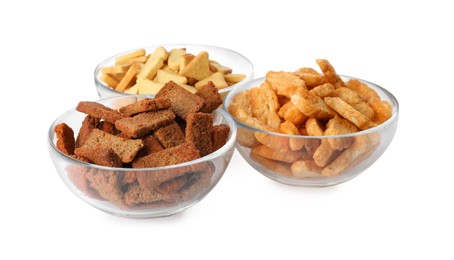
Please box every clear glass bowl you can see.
[48,95,237,218]
[224,76,399,187]
[94,44,254,99]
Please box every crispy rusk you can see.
[136,56,164,80]
[279,121,305,151]
[209,61,232,74]
[298,127,321,155]
[293,67,328,89]
[316,59,346,89]
[115,55,148,66]
[195,72,228,89]
[324,97,376,130]
[179,51,212,81]
[265,71,307,98]
[291,91,335,120]
[167,48,186,72]
[313,140,341,167]
[290,160,322,178]
[224,74,246,83]
[154,69,188,85]
[255,132,289,153]
[248,84,281,130]
[309,83,335,98]
[368,97,392,124]
[251,144,303,163]
[305,118,325,136]
[324,116,357,150]
[228,91,274,131]
[101,74,119,89]
[115,49,146,64]
[322,134,373,176]
[250,152,292,177]
[236,128,260,148]
[333,87,374,119]
[344,79,380,102]
[284,105,307,126]
[101,64,130,75]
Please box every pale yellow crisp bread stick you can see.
[154,69,188,85]
[179,51,212,81]
[116,63,140,92]
[101,74,119,88]
[101,64,130,74]
[115,49,146,63]
[167,48,186,72]
[195,72,228,89]
[224,73,246,83]
[136,56,164,80]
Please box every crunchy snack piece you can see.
[158,175,188,195]
[324,97,376,130]
[280,102,307,126]
[209,60,232,74]
[293,67,328,89]
[137,135,163,157]
[179,51,212,81]
[322,134,372,176]
[79,128,144,163]
[279,121,306,151]
[101,74,119,89]
[67,165,102,199]
[124,183,178,206]
[316,59,345,89]
[132,142,200,168]
[252,144,303,163]
[132,143,201,187]
[101,64,130,74]
[313,140,341,167]
[121,171,137,185]
[250,152,292,177]
[211,124,230,152]
[236,128,260,148]
[266,71,307,97]
[116,56,148,66]
[75,115,100,148]
[115,109,176,138]
[136,78,165,95]
[291,91,335,120]
[228,91,274,131]
[167,48,186,72]
[76,101,125,124]
[154,69,188,85]
[333,87,374,119]
[55,123,75,155]
[224,73,246,84]
[97,121,117,135]
[179,164,214,201]
[116,62,140,92]
[305,118,325,136]
[153,121,185,148]
[196,81,223,113]
[118,98,171,117]
[255,132,289,153]
[136,55,164,80]
[309,83,335,98]
[195,72,229,89]
[368,97,392,124]
[155,81,205,119]
[86,170,126,208]
[248,84,281,130]
[345,79,380,102]
[74,147,122,167]
[185,113,213,157]
[324,116,357,150]
[290,160,322,178]
[115,49,146,64]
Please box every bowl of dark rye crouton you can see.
[94,44,254,100]
[48,82,237,218]
[224,59,399,187]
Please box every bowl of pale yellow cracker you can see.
[94,44,253,100]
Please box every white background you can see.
[1,0,452,259]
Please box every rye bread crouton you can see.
[115,109,176,138]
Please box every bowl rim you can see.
[93,43,254,96]
[48,94,238,172]
[223,75,399,139]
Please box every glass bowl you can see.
[224,76,398,187]
[94,44,254,99]
[48,95,237,218]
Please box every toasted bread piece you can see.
[153,121,185,148]
[185,113,213,157]
[154,69,188,85]
[54,123,75,155]
[168,48,186,72]
[79,128,143,163]
[211,124,230,152]
[74,147,122,167]
[76,101,125,124]
[195,72,228,89]
[118,98,171,116]
[179,51,212,81]
[155,81,205,119]
[132,142,200,168]
[75,115,100,148]
[195,81,223,113]
[115,109,176,138]
[86,170,126,208]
